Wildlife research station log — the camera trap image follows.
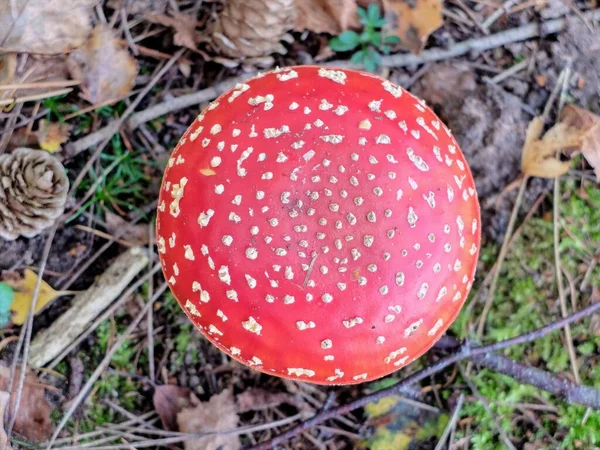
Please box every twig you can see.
[476,175,528,339]
[0,80,80,90]
[6,224,57,438]
[482,0,518,29]
[146,221,155,384]
[53,413,304,450]
[247,297,600,450]
[434,394,465,450]
[45,282,168,449]
[0,87,73,106]
[553,65,581,385]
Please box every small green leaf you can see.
[357,7,369,25]
[329,36,359,52]
[367,3,381,23]
[0,282,14,327]
[371,32,382,47]
[351,49,365,64]
[364,56,377,73]
[384,35,402,44]
[338,30,360,45]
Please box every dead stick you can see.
[248,297,600,450]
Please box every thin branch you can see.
[247,297,600,449]
[6,224,57,438]
[434,393,464,450]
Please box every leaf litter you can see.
[382,0,443,54]
[177,388,241,450]
[0,365,53,443]
[0,0,96,54]
[67,24,138,105]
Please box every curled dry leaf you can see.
[0,53,16,85]
[561,105,600,182]
[0,365,53,443]
[67,25,138,105]
[145,11,201,51]
[521,116,580,178]
[382,0,443,54]
[177,388,240,450]
[6,268,74,325]
[295,0,358,34]
[37,120,72,154]
[104,211,150,246]
[153,384,192,432]
[0,0,97,54]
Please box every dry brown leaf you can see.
[295,0,358,34]
[0,0,97,54]
[145,11,201,50]
[382,0,443,54]
[37,120,72,154]
[104,211,150,246]
[521,116,580,178]
[0,366,53,443]
[177,388,240,450]
[0,391,13,450]
[67,25,137,105]
[153,385,192,432]
[561,105,600,181]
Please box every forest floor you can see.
[0,0,599,449]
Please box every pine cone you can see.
[210,0,296,59]
[0,148,69,241]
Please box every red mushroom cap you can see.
[156,66,481,385]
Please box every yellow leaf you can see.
[7,269,73,325]
[383,0,443,54]
[37,119,72,153]
[521,116,581,178]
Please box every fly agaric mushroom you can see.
[156,66,480,385]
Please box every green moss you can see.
[451,180,600,448]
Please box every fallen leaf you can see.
[153,384,192,431]
[37,120,72,153]
[177,388,240,450]
[236,388,307,413]
[0,391,12,450]
[105,211,150,246]
[67,25,138,105]
[521,116,580,178]
[0,0,97,54]
[561,105,600,181]
[6,269,73,326]
[363,393,447,450]
[382,0,443,54]
[0,365,53,443]
[295,0,358,34]
[0,283,14,328]
[145,11,201,50]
